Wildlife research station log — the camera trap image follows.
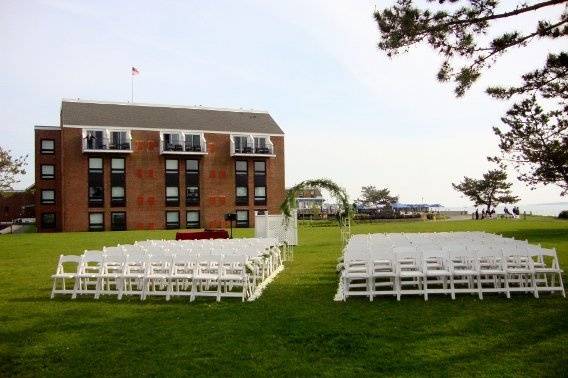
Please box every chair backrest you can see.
[81,251,104,266]
[125,250,145,261]
[421,248,447,265]
[55,254,81,274]
[59,254,81,264]
[103,246,124,254]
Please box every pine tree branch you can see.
[429,0,568,31]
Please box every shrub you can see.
[559,210,568,219]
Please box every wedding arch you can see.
[280,178,352,243]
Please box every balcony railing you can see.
[230,135,275,157]
[82,137,133,153]
[160,141,207,154]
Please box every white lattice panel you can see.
[255,210,298,246]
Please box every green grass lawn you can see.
[1,217,567,377]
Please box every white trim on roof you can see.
[62,124,284,137]
[34,125,60,130]
[61,98,270,114]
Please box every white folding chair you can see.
[504,248,537,297]
[448,248,481,299]
[51,255,81,298]
[369,249,397,300]
[73,251,104,299]
[422,249,453,300]
[118,251,146,299]
[141,254,170,300]
[219,255,249,301]
[477,247,509,298]
[166,254,195,301]
[194,254,223,301]
[529,246,566,297]
[98,253,126,298]
[394,247,423,300]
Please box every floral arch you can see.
[280,178,352,243]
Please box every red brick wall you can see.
[0,191,34,222]
[50,128,285,232]
[35,128,62,232]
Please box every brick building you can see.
[34,99,285,232]
[0,188,35,223]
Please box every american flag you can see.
[131,66,140,76]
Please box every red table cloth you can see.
[175,229,229,240]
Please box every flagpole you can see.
[131,74,134,103]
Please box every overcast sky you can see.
[1,0,566,206]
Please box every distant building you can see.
[295,188,325,218]
[34,99,286,232]
[0,188,35,223]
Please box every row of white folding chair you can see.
[52,252,251,301]
[342,245,565,300]
[53,242,282,296]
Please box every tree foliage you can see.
[375,1,568,194]
[490,96,568,194]
[375,0,568,96]
[281,178,351,221]
[488,53,568,194]
[452,168,520,210]
[0,147,27,192]
[358,185,399,207]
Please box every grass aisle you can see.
[0,218,567,377]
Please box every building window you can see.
[184,134,202,152]
[41,164,55,180]
[89,212,104,232]
[41,139,55,154]
[165,159,179,206]
[186,160,199,205]
[163,133,183,151]
[42,213,56,229]
[110,131,130,150]
[166,187,179,204]
[166,211,180,229]
[111,158,126,207]
[254,137,269,154]
[186,211,200,229]
[88,158,104,207]
[236,210,249,228]
[235,161,248,205]
[234,136,251,153]
[41,190,55,204]
[111,212,126,231]
[254,161,266,205]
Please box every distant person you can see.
[475,208,479,220]
[481,209,486,219]
[86,133,95,149]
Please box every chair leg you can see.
[504,274,511,298]
[558,272,566,298]
[531,273,539,298]
[50,279,57,299]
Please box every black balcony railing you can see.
[84,137,131,151]
[234,145,273,154]
[161,141,203,153]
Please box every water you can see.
[438,202,568,217]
